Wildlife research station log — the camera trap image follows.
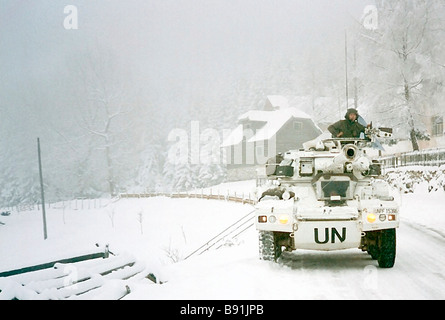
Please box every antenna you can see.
[345,30,349,111]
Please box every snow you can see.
[223,107,315,147]
[385,165,445,194]
[0,197,253,275]
[240,108,313,143]
[1,178,445,300]
[220,124,244,148]
[192,179,258,198]
[126,188,445,300]
[400,192,445,238]
[248,108,312,143]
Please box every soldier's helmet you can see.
[345,108,359,120]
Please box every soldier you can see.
[328,108,367,138]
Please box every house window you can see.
[432,116,443,136]
[293,121,303,131]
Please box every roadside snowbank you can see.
[385,165,445,193]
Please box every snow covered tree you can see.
[135,128,165,194]
[357,0,445,150]
[68,45,141,196]
[197,128,226,188]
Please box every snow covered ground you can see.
[1,179,445,300]
[0,197,253,276]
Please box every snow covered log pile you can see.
[384,166,445,194]
[0,252,152,300]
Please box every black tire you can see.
[377,229,396,268]
[258,231,282,262]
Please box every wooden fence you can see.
[1,191,257,215]
[1,198,109,214]
[119,191,258,206]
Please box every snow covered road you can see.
[386,221,445,299]
[279,219,445,299]
[127,218,445,300]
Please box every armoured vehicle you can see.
[255,127,400,268]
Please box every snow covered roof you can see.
[264,95,343,125]
[222,107,314,147]
[221,124,244,148]
[238,107,311,123]
[249,108,311,143]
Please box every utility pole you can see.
[353,42,358,110]
[37,138,48,240]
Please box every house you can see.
[421,111,445,149]
[222,96,323,180]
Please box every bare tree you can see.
[73,46,135,196]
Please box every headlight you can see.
[269,215,277,223]
[279,215,289,224]
[367,213,377,223]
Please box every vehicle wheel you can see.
[258,231,282,262]
[367,245,379,260]
[377,229,396,268]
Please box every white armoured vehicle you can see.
[255,127,399,268]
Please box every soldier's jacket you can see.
[328,119,366,138]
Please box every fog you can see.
[1,0,371,118]
[2,0,444,204]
